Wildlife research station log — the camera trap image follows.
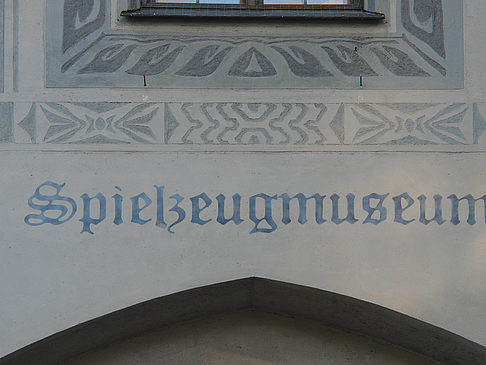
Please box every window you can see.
[121,0,384,20]
[145,0,360,10]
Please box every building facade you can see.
[0,0,485,363]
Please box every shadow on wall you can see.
[0,277,485,365]
[65,311,440,365]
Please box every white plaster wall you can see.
[1,152,486,356]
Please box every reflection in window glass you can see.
[264,0,348,3]
[307,0,348,4]
[264,0,303,4]
[199,0,241,3]
[154,0,351,5]
[155,0,350,4]
[155,0,198,3]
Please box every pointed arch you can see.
[1,278,485,364]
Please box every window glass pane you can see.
[307,0,348,4]
[152,0,351,5]
[153,0,350,5]
[263,0,349,4]
[154,0,197,3]
[263,0,304,4]
[199,0,241,3]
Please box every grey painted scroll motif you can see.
[45,0,463,89]
[401,0,445,59]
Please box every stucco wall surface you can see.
[0,0,486,359]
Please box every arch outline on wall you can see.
[1,277,485,364]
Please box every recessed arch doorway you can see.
[1,278,485,365]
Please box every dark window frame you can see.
[141,0,363,10]
[121,0,385,20]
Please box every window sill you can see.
[120,8,385,21]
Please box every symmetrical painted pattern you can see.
[348,104,472,145]
[45,0,464,89]
[16,103,163,145]
[6,102,482,146]
[164,103,344,145]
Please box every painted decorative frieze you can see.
[346,103,472,145]
[15,102,163,145]
[164,103,344,145]
[45,0,464,89]
[11,102,476,146]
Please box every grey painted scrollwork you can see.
[272,46,332,77]
[62,0,106,53]
[401,0,445,58]
[177,46,233,77]
[127,45,185,76]
[79,44,137,74]
[228,47,277,78]
[46,0,462,89]
[371,45,430,76]
[322,45,377,76]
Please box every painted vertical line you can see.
[0,0,4,93]
[2,0,16,94]
[0,102,14,142]
[367,0,375,11]
[12,0,18,92]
